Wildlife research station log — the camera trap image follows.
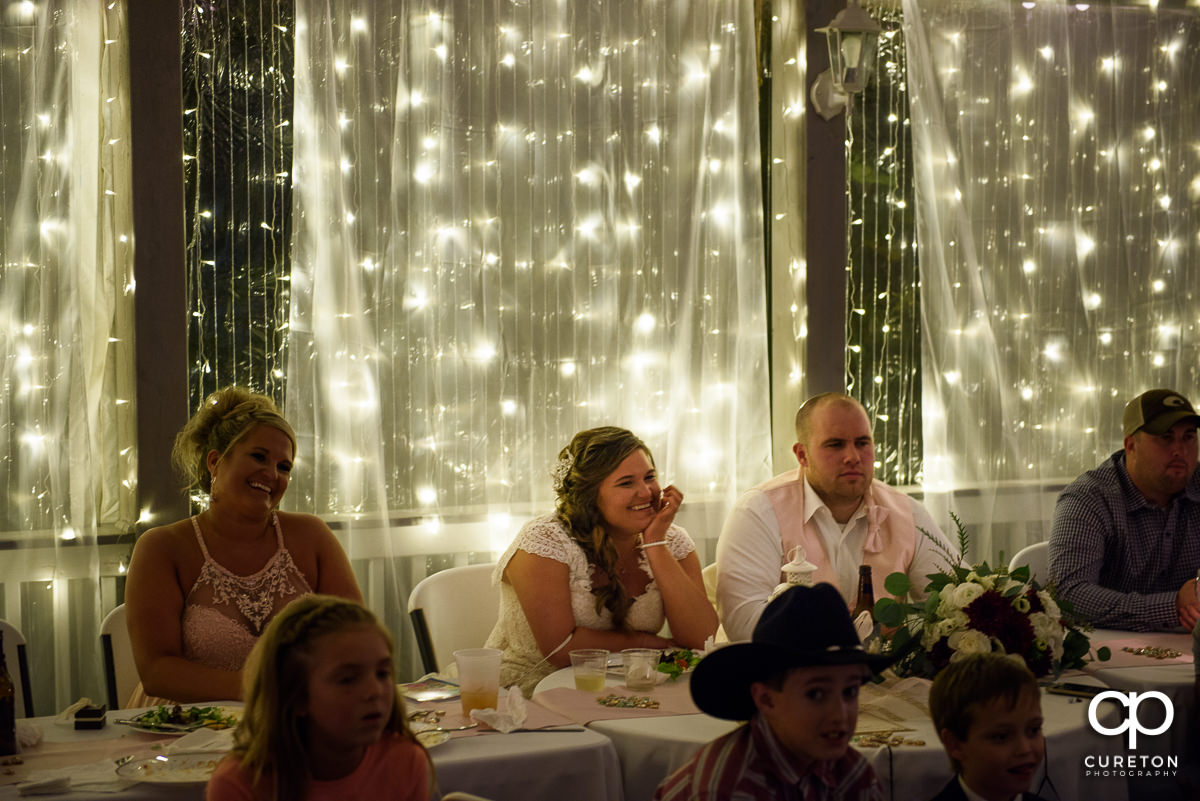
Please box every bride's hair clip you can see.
[550,450,575,494]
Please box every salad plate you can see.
[656,648,703,679]
[118,705,240,735]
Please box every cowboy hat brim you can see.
[690,640,895,721]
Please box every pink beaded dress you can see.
[127,513,312,707]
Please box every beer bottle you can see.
[851,564,875,621]
[0,631,17,756]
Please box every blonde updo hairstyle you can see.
[171,386,296,495]
[554,426,653,628]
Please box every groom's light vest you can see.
[757,469,917,604]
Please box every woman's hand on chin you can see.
[643,485,683,543]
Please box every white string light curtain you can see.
[904,0,1200,559]
[285,0,771,562]
[0,1,136,712]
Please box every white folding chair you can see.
[0,618,35,717]
[100,604,139,709]
[699,562,730,644]
[407,563,500,674]
[701,562,719,609]
[1008,540,1050,584]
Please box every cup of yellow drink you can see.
[453,647,503,715]
[569,649,609,692]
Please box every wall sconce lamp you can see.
[810,0,883,121]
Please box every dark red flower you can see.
[964,590,1035,656]
[930,638,953,671]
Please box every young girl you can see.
[206,595,431,801]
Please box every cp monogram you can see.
[1088,690,1173,749]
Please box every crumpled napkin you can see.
[853,611,875,643]
[15,719,42,750]
[16,760,135,796]
[165,726,235,754]
[468,687,526,733]
[56,698,94,722]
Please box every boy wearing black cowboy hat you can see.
[655,583,890,801]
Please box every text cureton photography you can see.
[1083,754,1179,779]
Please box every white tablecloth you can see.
[535,668,1131,801]
[0,706,623,801]
[430,727,622,801]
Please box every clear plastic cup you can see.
[622,648,661,691]
[569,648,609,692]
[453,647,503,715]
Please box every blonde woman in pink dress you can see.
[124,387,361,704]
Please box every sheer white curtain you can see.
[286,0,771,662]
[0,1,136,711]
[904,0,1200,559]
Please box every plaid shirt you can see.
[1049,450,1200,631]
[654,714,883,801]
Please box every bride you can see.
[486,426,717,694]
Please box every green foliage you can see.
[874,597,906,628]
[883,572,911,596]
[876,515,1109,680]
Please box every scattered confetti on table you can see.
[853,732,926,748]
[1121,645,1183,660]
[596,694,660,709]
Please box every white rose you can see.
[1037,590,1060,620]
[947,628,993,660]
[965,571,995,590]
[922,625,942,650]
[1030,612,1065,660]
[952,582,986,608]
[1048,630,1064,661]
[935,616,960,640]
[942,610,969,633]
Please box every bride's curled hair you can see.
[553,426,654,628]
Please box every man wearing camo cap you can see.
[1050,389,1200,631]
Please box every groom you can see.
[715,392,955,640]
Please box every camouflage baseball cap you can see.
[1122,389,1200,437]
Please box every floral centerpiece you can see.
[873,515,1109,679]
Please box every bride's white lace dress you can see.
[486,513,696,695]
